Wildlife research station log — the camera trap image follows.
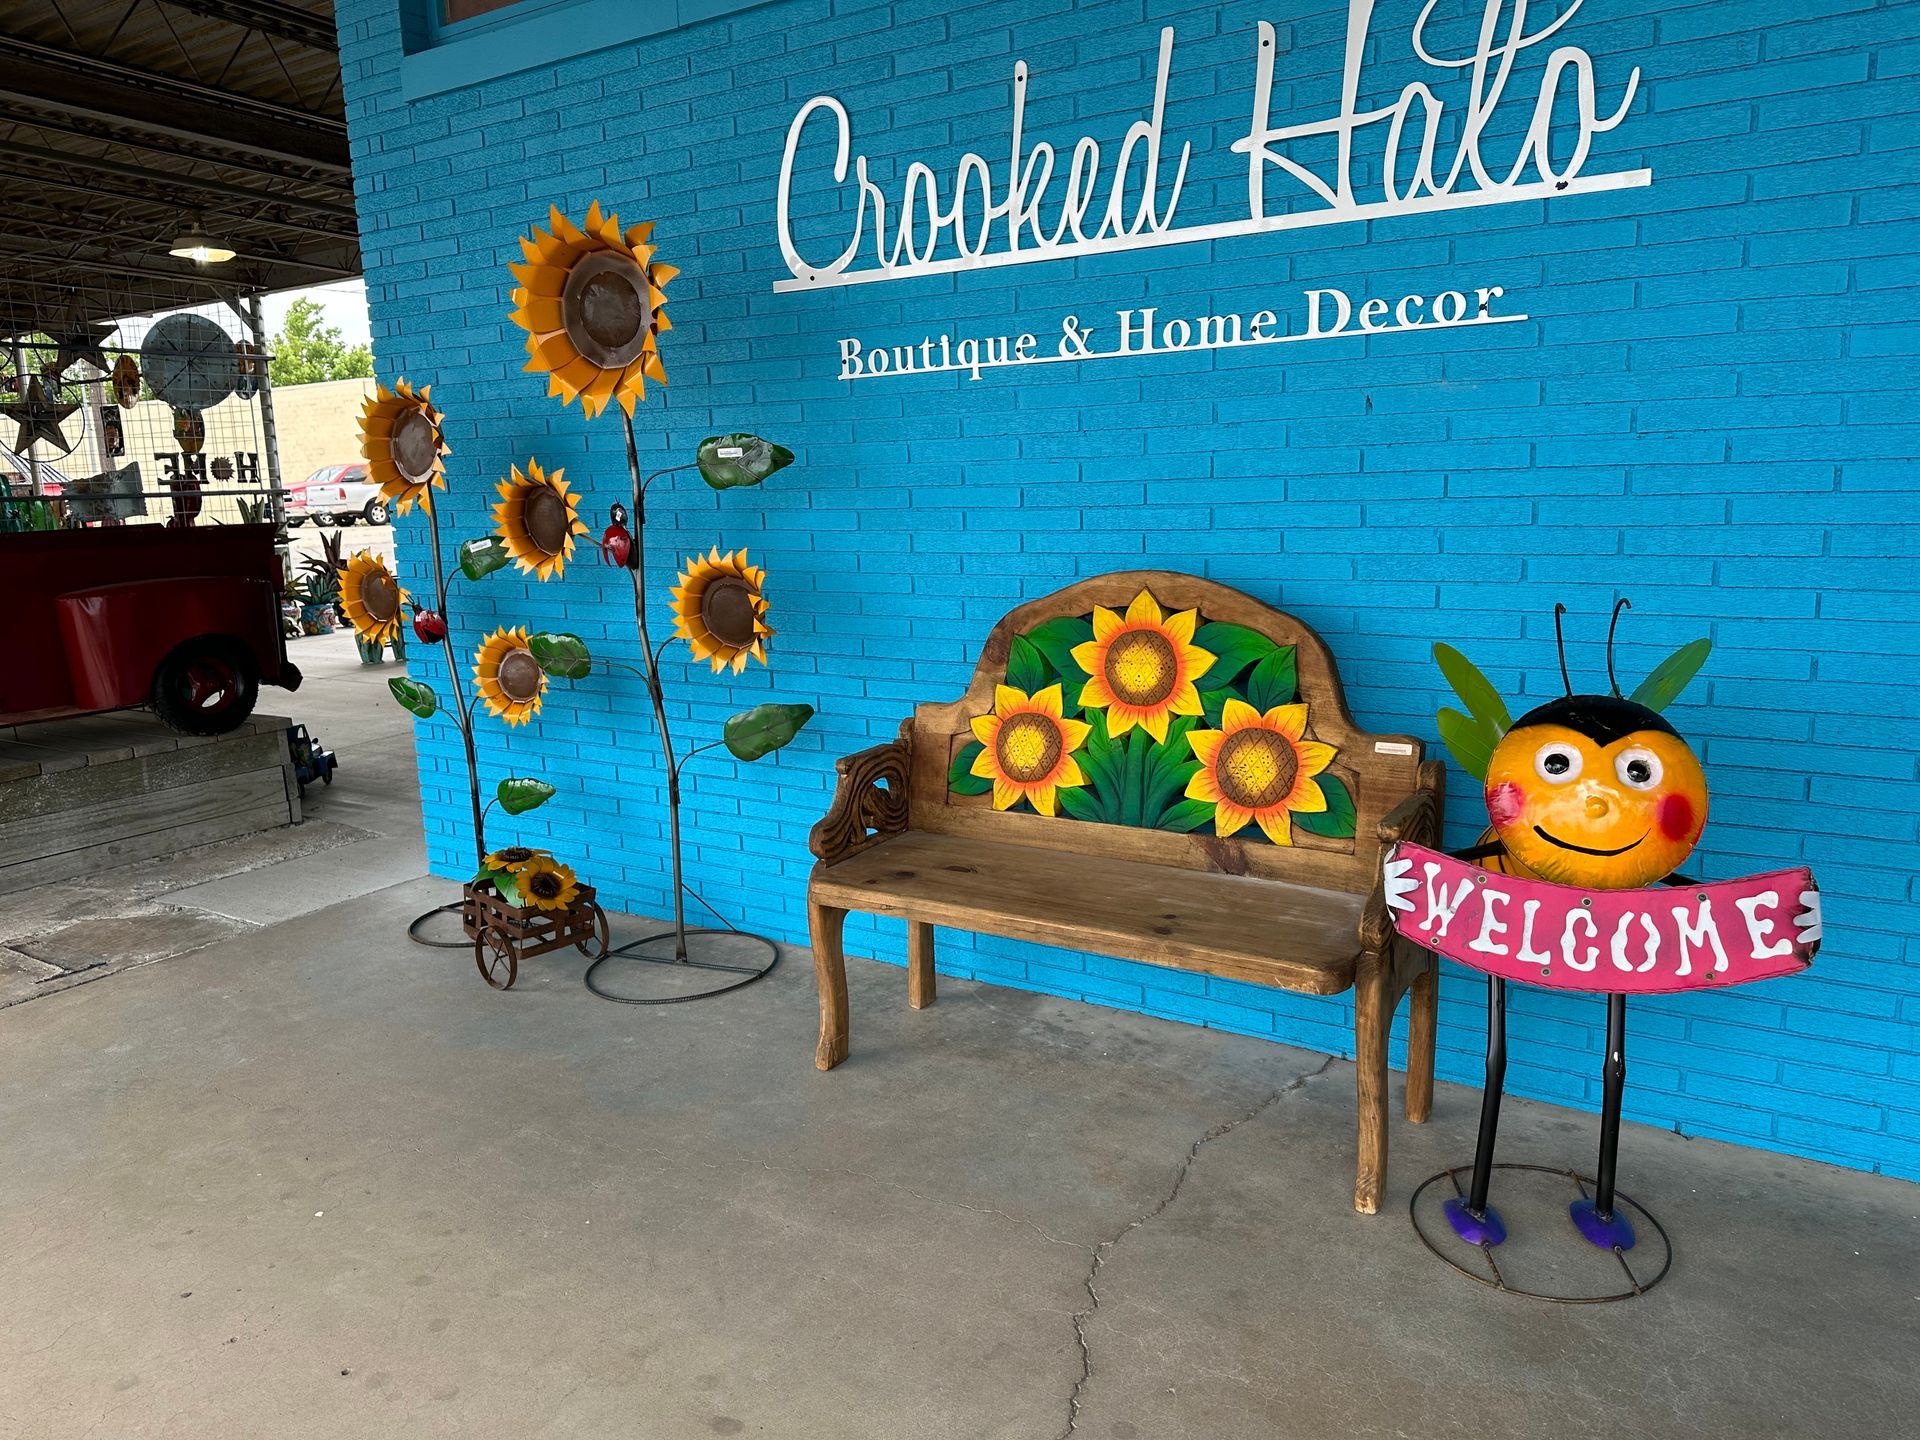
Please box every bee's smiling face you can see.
[1483,698,1708,889]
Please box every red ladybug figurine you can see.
[598,503,633,569]
[411,606,448,643]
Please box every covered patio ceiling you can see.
[0,0,357,335]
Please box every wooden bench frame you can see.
[805,571,1445,1213]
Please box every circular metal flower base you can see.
[584,926,779,1006]
[407,899,469,949]
[1410,1163,1672,1304]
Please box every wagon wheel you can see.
[575,901,611,959]
[473,923,518,990]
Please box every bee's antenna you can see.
[1553,603,1573,695]
[1606,597,1632,698]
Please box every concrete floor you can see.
[2,636,1916,1438]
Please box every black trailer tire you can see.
[150,638,260,736]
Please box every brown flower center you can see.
[1105,628,1177,708]
[562,251,653,368]
[700,577,758,648]
[390,406,439,482]
[527,872,564,901]
[996,712,1063,784]
[1215,729,1299,811]
[361,570,399,622]
[523,485,569,555]
[497,647,543,703]
[494,847,534,866]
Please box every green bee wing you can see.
[1629,637,1712,712]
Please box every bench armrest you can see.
[1359,760,1446,956]
[809,726,914,864]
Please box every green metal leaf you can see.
[471,866,521,908]
[458,535,510,581]
[1245,646,1299,713]
[1433,643,1511,735]
[1190,622,1279,689]
[1156,797,1216,833]
[1293,773,1358,839]
[1005,634,1049,695]
[496,776,556,815]
[722,702,815,761]
[529,631,593,680]
[697,433,794,489]
[1630,637,1712,712]
[947,740,993,796]
[1022,615,1095,692]
[1437,707,1496,781]
[387,676,438,718]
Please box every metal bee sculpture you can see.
[1385,602,1821,1261]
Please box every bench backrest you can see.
[907,571,1425,895]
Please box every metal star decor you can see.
[3,377,81,456]
[46,321,116,382]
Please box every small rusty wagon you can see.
[461,877,609,990]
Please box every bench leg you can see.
[907,921,936,1009]
[810,901,850,1071]
[1405,948,1437,1125]
[1352,956,1391,1215]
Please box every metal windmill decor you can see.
[354,380,611,991]
[506,201,814,1004]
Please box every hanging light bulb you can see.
[169,227,236,264]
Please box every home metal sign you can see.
[775,1,1649,294]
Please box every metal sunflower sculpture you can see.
[354,379,602,986]
[360,379,448,516]
[338,551,409,647]
[493,459,590,580]
[671,547,773,673]
[500,200,814,999]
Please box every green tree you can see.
[267,297,374,386]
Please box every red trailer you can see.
[2,524,302,735]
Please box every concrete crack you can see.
[1056,1055,1336,1438]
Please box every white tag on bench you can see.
[1374,741,1414,756]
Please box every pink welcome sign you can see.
[1382,842,1821,994]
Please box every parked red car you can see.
[3,524,301,735]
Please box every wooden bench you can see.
[805,571,1445,1213]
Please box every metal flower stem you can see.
[423,496,487,866]
[619,409,698,960]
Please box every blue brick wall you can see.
[336,0,1920,1181]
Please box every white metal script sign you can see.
[775,0,1648,294]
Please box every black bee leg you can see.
[1571,993,1637,1251]
[1445,975,1509,1247]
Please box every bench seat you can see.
[812,830,1364,996]
[804,570,1445,1213]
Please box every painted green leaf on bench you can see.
[1156,797,1215,833]
[1291,773,1357,839]
[1021,614,1094,688]
[947,741,993,795]
[1190,622,1279,688]
[1244,646,1298,712]
[1005,634,1049,695]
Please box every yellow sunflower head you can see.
[517,855,581,912]
[671,547,773,673]
[338,551,408,645]
[1185,700,1337,846]
[492,458,589,580]
[359,378,448,515]
[483,845,549,873]
[967,683,1092,817]
[1072,589,1215,743]
[508,201,679,419]
[473,626,547,726]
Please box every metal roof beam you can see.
[0,108,353,191]
[0,35,350,172]
[157,1,338,51]
[0,140,359,231]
